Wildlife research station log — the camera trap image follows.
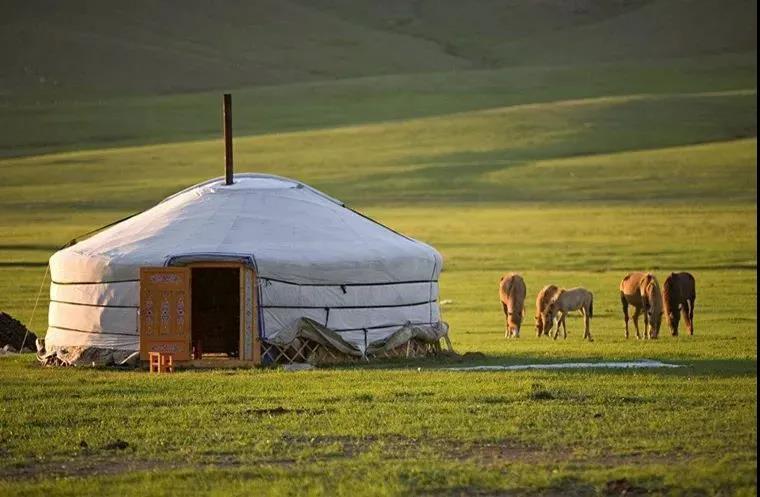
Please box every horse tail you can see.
[688,273,696,301]
[588,293,594,318]
[620,291,627,317]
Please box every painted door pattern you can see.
[139,267,191,361]
[240,267,260,362]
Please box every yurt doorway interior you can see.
[191,266,240,359]
[139,263,260,366]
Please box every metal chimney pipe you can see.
[223,93,233,185]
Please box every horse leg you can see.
[583,307,593,341]
[502,303,511,338]
[632,307,641,339]
[679,302,690,337]
[621,293,630,339]
[643,305,650,339]
[552,314,560,340]
[687,298,695,335]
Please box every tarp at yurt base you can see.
[39,174,449,366]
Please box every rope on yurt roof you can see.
[60,210,144,249]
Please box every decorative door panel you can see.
[240,267,260,363]
[139,267,191,361]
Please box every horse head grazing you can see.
[499,273,526,338]
[643,274,663,338]
[541,296,561,335]
[535,314,543,336]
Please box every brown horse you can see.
[663,272,696,336]
[541,287,594,341]
[620,272,663,339]
[499,273,526,338]
[535,284,560,337]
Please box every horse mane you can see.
[550,288,566,303]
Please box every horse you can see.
[499,273,526,338]
[541,287,594,341]
[663,272,696,336]
[535,284,560,337]
[619,272,663,339]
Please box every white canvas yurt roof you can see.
[46,174,443,360]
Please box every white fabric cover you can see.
[47,174,443,352]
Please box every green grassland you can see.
[0,0,757,495]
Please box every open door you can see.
[240,266,260,363]
[139,267,192,361]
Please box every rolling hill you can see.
[1,0,755,99]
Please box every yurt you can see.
[41,173,448,366]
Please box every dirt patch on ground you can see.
[0,458,177,480]
[604,478,650,496]
[243,407,326,417]
[441,440,570,465]
[0,312,37,352]
[0,435,695,483]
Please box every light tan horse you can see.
[499,273,526,338]
[620,272,663,339]
[663,272,696,336]
[535,284,560,337]
[541,288,594,341]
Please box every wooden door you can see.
[139,267,191,361]
[239,267,260,363]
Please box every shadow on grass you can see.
[329,353,757,377]
[9,348,754,378]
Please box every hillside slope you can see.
[0,0,469,98]
[308,0,757,66]
[1,0,755,98]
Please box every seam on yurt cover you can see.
[50,299,138,309]
[261,300,436,310]
[328,321,436,333]
[260,277,439,287]
[49,325,137,337]
[51,279,139,285]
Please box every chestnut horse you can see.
[620,272,663,339]
[541,287,594,341]
[535,284,560,337]
[499,273,526,338]
[663,272,696,336]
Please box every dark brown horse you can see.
[663,272,696,336]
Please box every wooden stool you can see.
[149,352,175,373]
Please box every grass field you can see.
[0,0,757,495]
